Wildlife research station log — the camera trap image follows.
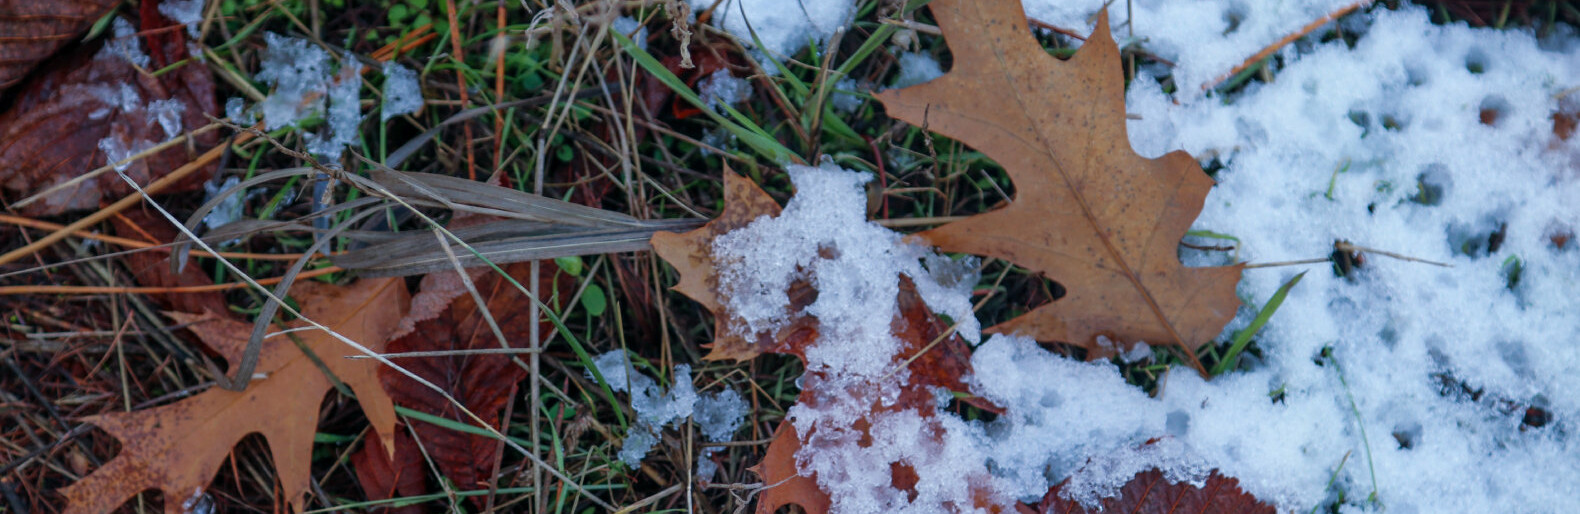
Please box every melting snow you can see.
[380,62,423,122]
[588,351,746,469]
[687,0,853,61]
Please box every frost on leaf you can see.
[0,16,219,216]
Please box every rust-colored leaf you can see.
[350,427,427,514]
[377,261,570,496]
[1037,469,1275,514]
[651,169,785,361]
[0,17,218,216]
[875,1,1243,372]
[59,278,408,514]
[0,0,119,91]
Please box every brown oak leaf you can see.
[876,1,1244,373]
[1037,469,1275,514]
[0,16,218,216]
[0,0,119,90]
[59,278,407,514]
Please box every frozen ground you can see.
[692,1,1580,513]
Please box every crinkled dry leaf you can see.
[876,1,1243,372]
[0,0,119,90]
[60,278,407,514]
[0,21,218,216]
[1037,469,1275,514]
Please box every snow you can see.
[99,18,150,69]
[626,1,1580,510]
[1021,0,1365,94]
[713,163,992,511]
[1109,6,1580,511]
[698,70,751,111]
[587,351,746,469]
[255,35,364,161]
[688,0,854,60]
[890,52,944,89]
[612,16,648,50]
[829,78,866,112]
[380,62,423,122]
[694,389,748,480]
[225,97,254,124]
[158,0,206,37]
[201,176,244,231]
[254,33,333,131]
[97,138,151,173]
[146,99,186,139]
[706,5,1580,501]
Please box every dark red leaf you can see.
[351,427,428,514]
[0,0,120,91]
[0,18,218,216]
[1037,469,1276,514]
[378,262,570,500]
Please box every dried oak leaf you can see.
[0,0,119,91]
[59,278,407,514]
[1037,469,1275,514]
[651,169,786,361]
[875,0,1243,372]
[376,261,571,498]
[0,18,218,216]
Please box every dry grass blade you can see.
[366,169,645,226]
[333,218,701,277]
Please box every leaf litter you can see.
[59,278,407,514]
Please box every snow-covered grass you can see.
[22,1,1576,513]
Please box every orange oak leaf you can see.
[876,0,1244,373]
[1037,469,1275,514]
[651,169,785,361]
[59,278,408,514]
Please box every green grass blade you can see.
[611,29,799,164]
[837,24,897,77]
[395,405,535,447]
[1212,271,1305,376]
